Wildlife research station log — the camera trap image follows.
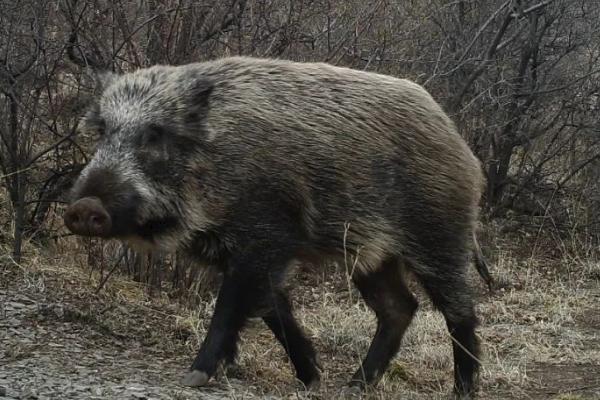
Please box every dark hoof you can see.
[454,381,476,399]
[181,370,210,387]
[454,390,475,400]
[454,394,474,400]
[347,376,369,390]
[307,378,321,392]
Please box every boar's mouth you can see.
[132,215,180,241]
[64,194,180,241]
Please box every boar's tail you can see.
[473,232,493,291]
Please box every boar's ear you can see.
[79,103,106,138]
[93,70,119,93]
[183,77,214,124]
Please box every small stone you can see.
[0,386,6,396]
[181,370,210,387]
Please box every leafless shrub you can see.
[1,0,598,298]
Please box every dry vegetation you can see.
[1,0,600,399]
[2,215,599,398]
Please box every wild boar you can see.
[64,57,485,397]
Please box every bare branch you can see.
[454,0,511,68]
[510,0,555,18]
[451,5,515,109]
[64,0,106,70]
[516,69,600,98]
[557,154,600,190]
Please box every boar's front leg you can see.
[182,244,298,387]
[182,273,250,387]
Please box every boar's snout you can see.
[64,197,112,237]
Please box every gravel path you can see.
[0,287,262,400]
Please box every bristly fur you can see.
[70,56,486,397]
[77,57,485,269]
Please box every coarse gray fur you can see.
[80,57,484,275]
[70,57,487,396]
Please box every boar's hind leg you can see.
[263,291,320,388]
[413,258,480,398]
[349,256,418,389]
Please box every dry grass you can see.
[1,227,599,399]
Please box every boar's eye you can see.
[142,123,166,146]
[96,119,107,137]
[137,124,171,165]
[82,108,106,138]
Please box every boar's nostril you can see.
[64,197,112,237]
[89,212,109,233]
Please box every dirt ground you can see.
[1,240,599,400]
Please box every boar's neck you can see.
[184,229,230,268]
